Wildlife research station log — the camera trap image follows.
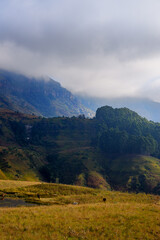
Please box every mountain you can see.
[0,69,94,118]
[3,69,160,122]
[1,106,160,194]
[77,95,160,122]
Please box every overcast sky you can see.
[1,0,160,100]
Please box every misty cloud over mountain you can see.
[1,1,160,100]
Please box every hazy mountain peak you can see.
[0,70,94,118]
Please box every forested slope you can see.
[1,106,160,194]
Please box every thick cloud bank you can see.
[1,0,160,100]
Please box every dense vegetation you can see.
[96,106,160,157]
[1,106,160,194]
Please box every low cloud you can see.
[1,0,160,100]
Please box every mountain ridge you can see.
[77,95,160,122]
[0,69,94,118]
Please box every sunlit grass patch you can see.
[0,180,160,239]
[0,179,41,189]
[0,202,160,239]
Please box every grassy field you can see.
[0,179,41,189]
[0,180,160,239]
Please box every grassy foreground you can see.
[0,180,160,239]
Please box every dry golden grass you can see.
[0,202,160,240]
[0,180,160,239]
[0,179,41,189]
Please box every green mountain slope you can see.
[1,106,160,194]
[101,154,160,192]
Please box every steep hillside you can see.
[0,69,93,117]
[100,154,160,192]
[1,106,160,193]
